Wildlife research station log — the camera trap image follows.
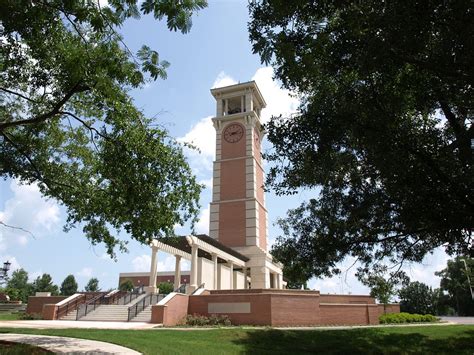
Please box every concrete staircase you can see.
[79,304,130,322]
[78,293,148,322]
[130,306,152,322]
[59,310,77,321]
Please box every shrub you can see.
[19,312,43,320]
[379,312,439,324]
[185,314,232,326]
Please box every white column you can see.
[243,267,248,289]
[146,245,158,294]
[190,245,198,292]
[277,273,283,289]
[228,261,234,290]
[212,253,218,290]
[174,255,181,290]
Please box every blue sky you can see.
[0,1,448,294]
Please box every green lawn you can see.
[0,325,473,354]
[0,313,22,321]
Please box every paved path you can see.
[0,333,141,354]
[0,320,158,329]
[439,316,474,324]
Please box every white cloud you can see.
[76,267,93,278]
[0,180,61,250]
[132,254,151,272]
[194,207,210,235]
[212,71,237,89]
[251,67,300,124]
[178,116,215,161]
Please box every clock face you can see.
[223,123,244,143]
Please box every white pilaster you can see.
[174,255,181,290]
[228,261,234,290]
[212,253,218,290]
[189,245,198,292]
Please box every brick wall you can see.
[378,303,401,315]
[151,293,189,326]
[320,304,380,325]
[270,293,320,326]
[26,296,67,314]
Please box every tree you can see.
[157,281,174,295]
[119,279,134,292]
[398,281,435,315]
[85,277,100,292]
[33,274,59,296]
[436,257,474,316]
[358,265,409,306]
[0,0,206,257]
[60,274,78,296]
[7,268,34,302]
[249,1,473,280]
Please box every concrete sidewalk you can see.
[0,320,158,329]
[0,333,141,354]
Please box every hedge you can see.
[379,312,439,324]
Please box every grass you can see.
[0,313,22,321]
[0,325,473,354]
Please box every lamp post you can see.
[0,261,11,285]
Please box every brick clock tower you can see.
[209,81,283,289]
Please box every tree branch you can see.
[0,87,38,103]
[0,82,89,131]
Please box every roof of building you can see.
[210,80,266,108]
[159,234,250,263]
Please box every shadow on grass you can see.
[232,327,474,354]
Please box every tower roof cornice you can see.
[210,80,266,108]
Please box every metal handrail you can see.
[191,283,205,295]
[56,294,85,319]
[127,293,164,321]
[174,283,187,294]
[117,285,145,305]
[76,292,108,320]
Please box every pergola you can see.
[146,235,249,294]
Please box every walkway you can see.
[0,333,141,354]
[0,320,158,329]
[439,316,474,325]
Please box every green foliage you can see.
[4,288,20,302]
[379,312,439,324]
[84,278,100,292]
[399,281,436,315]
[184,314,232,327]
[358,265,409,304]
[19,312,43,320]
[0,0,206,257]
[435,257,474,316]
[157,281,174,295]
[119,279,134,292]
[60,275,78,296]
[249,0,473,279]
[7,269,34,302]
[33,274,59,296]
